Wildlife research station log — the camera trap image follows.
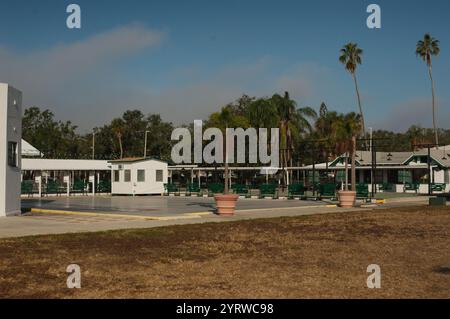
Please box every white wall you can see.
[433,169,445,184]
[0,84,22,217]
[22,158,110,171]
[111,160,168,195]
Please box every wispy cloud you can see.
[0,24,164,123]
[375,97,450,132]
[0,27,335,131]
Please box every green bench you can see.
[45,180,61,196]
[378,183,393,192]
[259,184,278,199]
[186,183,202,196]
[21,181,34,197]
[403,182,419,193]
[71,180,87,195]
[356,184,370,201]
[207,183,224,196]
[287,183,305,199]
[318,183,337,200]
[96,180,111,193]
[164,183,180,196]
[231,184,251,198]
[431,183,446,192]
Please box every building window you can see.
[156,170,163,182]
[124,170,131,182]
[137,170,145,182]
[8,142,18,167]
[114,170,120,182]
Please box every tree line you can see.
[22,94,450,165]
[22,33,445,165]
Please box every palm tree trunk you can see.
[351,135,357,192]
[353,73,367,148]
[118,135,123,159]
[344,152,349,191]
[224,162,229,194]
[428,65,439,147]
[224,128,229,194]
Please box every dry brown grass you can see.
[1,206,450,299]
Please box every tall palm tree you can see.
[314,103,336,173]
[339,43,366,145]
[271,92,316,185]
[208,106,249,194]
[416,33,440,146]
[332,113,362,191]
[111,118,125,159]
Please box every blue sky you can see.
[0,0,449,132]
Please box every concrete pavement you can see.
[0,195,431,239]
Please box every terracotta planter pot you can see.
[338,190,356,208]
[214,194,239,216]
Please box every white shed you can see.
[109,158,168,195]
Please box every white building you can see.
[109,158,168,195]
[0,84,22,217]
[301,149,450,194]
[21,158,111,197]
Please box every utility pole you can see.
[371,143,376,198]
[369,127,374,198]
[144,130,150,159]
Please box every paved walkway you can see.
[0,195,431,239]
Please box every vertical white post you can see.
[64,173,70,197]
[89,171,95,196]
[35,175,42,198]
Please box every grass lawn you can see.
[0,206,449,298]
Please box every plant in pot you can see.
[332,112,363,208]
[207,106,249,216]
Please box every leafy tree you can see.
[22,107,79,158]
[121,110,148,157]
[246,98,278,129]
[145,114,174,161]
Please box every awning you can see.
[21,139,42,157]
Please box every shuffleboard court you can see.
[21,196,330,217]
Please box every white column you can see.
[35,174,42,198]
[89,171,96,196]
[64,173,70,197]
